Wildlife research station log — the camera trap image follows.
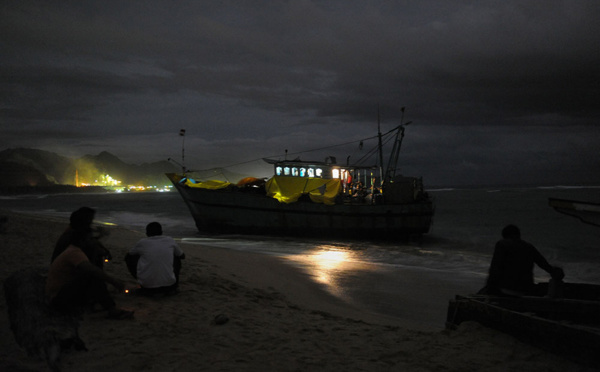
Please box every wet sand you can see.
[0,210,595,371]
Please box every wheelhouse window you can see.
[274,164,329,178]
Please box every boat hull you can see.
[168,174,434,239]
[447,283,600,366]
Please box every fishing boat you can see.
[166,116,434,239]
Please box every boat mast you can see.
[177,129,187,173]
[385,107,411,181]
[377,105,384,188]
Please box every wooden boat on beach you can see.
[446,283,600,366]
[447,199,600,365]
[167,118,434,239]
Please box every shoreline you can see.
[0,210,593,371]
[187,243,420,329]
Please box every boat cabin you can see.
[272,156,360,179]
[267,157,377,181]
[265,157,380,195]
[264,156,427,205]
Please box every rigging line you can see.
[208,155,282,170]
[284,128,398,164]
[284,135,380,158]
[354,144,379,165]
[207,134,383,171]
[196,126,401,172]
[354,132,397,165]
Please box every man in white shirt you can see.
[126,222,185,295]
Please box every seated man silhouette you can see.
[125,222,185,295]
[52,207,111,267]
[482,224,564,296]
[47,227,133,319]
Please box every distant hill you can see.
[0,148,73,186]
[0,148,178,188]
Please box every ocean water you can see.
[2,186,600,327]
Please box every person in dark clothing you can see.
[46,226,133,319]
[52,207,111,266]
[482,224,564,296]
[48,207,132,318]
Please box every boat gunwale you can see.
[446,291,600,366]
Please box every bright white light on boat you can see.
[332,169,340,179]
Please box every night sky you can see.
[2,1,599,187]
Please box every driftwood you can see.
[4,267,86,372]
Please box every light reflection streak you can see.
[284,245,372,298]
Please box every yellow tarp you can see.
[265,176,341,205]
[184,179,231,190]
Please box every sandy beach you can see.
[0,211,596,371]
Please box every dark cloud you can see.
[1,0,599,186]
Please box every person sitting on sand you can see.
[52,207,111,267]
[481,224,564,296]
[46,227,134,319]
[125,222,185,295]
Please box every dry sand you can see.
[0,210,596,371]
